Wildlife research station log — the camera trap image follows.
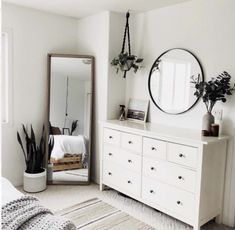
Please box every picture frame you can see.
[126,98,149,123]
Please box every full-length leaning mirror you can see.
[48,54,94,184]
[148,48,204,114]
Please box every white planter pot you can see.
[23,169,47,193]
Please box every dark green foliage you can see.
[70,120,78,135]
[192,71,235,112]
[48,135,54,163]
[111,52,143,78]
[17,124,46,174]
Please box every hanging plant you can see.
[111,12,143,78]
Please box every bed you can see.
[1,177,76,229]
[1,177,23,206]
[50,135,89,171]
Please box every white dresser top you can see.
[102,120,229,145]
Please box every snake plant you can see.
[17,124,46,174]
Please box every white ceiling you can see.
[3,0,190,19]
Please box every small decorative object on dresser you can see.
[111,12,143,78]
[192,71,234,136]
[119,105,126,121]
[17,125,47,192]
[127,99,149,123]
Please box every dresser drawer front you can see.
[103,145,119,164]
[119,149,141,173]
[168,143,198,168]
[121,132,142,153]
[103,161,141,197]
[142,177,194,220]
[143,137,167,159]
[103,162,118,185]
[143,157,196,193]
[104,128,120,146]
[120,169,141,197]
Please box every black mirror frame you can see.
[148,48,204,115]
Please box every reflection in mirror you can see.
[48,55,93,184]
[148,49,203,114]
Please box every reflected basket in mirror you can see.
[50,154,83,172]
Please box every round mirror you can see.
[148,48,204,114]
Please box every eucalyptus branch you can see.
[192,71,234,113]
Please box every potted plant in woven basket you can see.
[192,71,234,135]
[17,125,46,192]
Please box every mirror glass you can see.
[148,49,203,114]
[48,55,93,184]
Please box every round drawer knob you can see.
[151,167,155,171]
[177,201,182,205]
[151,147,156,151]
[128,141,133,144]
[109,136,113,139]
[150,190,154,194]
[108,153,112,156]
[127,180,131,184]
[128,159,132,163]
[179,153,184,158]
[108,172,112,176]
[178,176,183,180]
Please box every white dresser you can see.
[100,120,228,230]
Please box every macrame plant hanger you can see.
[122,11,131,78]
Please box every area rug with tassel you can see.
[56,197,154,230]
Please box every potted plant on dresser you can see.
[192,71,234,136]
[17,125,46,192]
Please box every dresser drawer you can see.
[143,137,167,159]
[103,128,120,146]
[142,177,194,220]
[103,146,141,173]
[103,162,119,186]
[143,157,196,193]
[103,161,141,197]
[167,143,198,168]
[120,169,141,197]
[103,145,119,164]
[121,132,142,153]
[119,149,141,173]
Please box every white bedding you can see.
[1,177,23,206]
[51,135,87,160]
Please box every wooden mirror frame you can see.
[47,54,95,185]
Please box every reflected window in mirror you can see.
[48,54,94,184]
[148,49,204,114]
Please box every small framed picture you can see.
[127,99,149,123]
[62,128,70,135]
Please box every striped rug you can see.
[56,198,155,230]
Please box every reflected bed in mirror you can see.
[148,48,204,114]
[48,54,94,184]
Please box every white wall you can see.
[76,11,129,183]
[50,74,86,135]
[77,12,110,182]
[107,12,127,119]
[1,3,79,186]
[125,0,235,226]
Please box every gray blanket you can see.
[1,195,76,230]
